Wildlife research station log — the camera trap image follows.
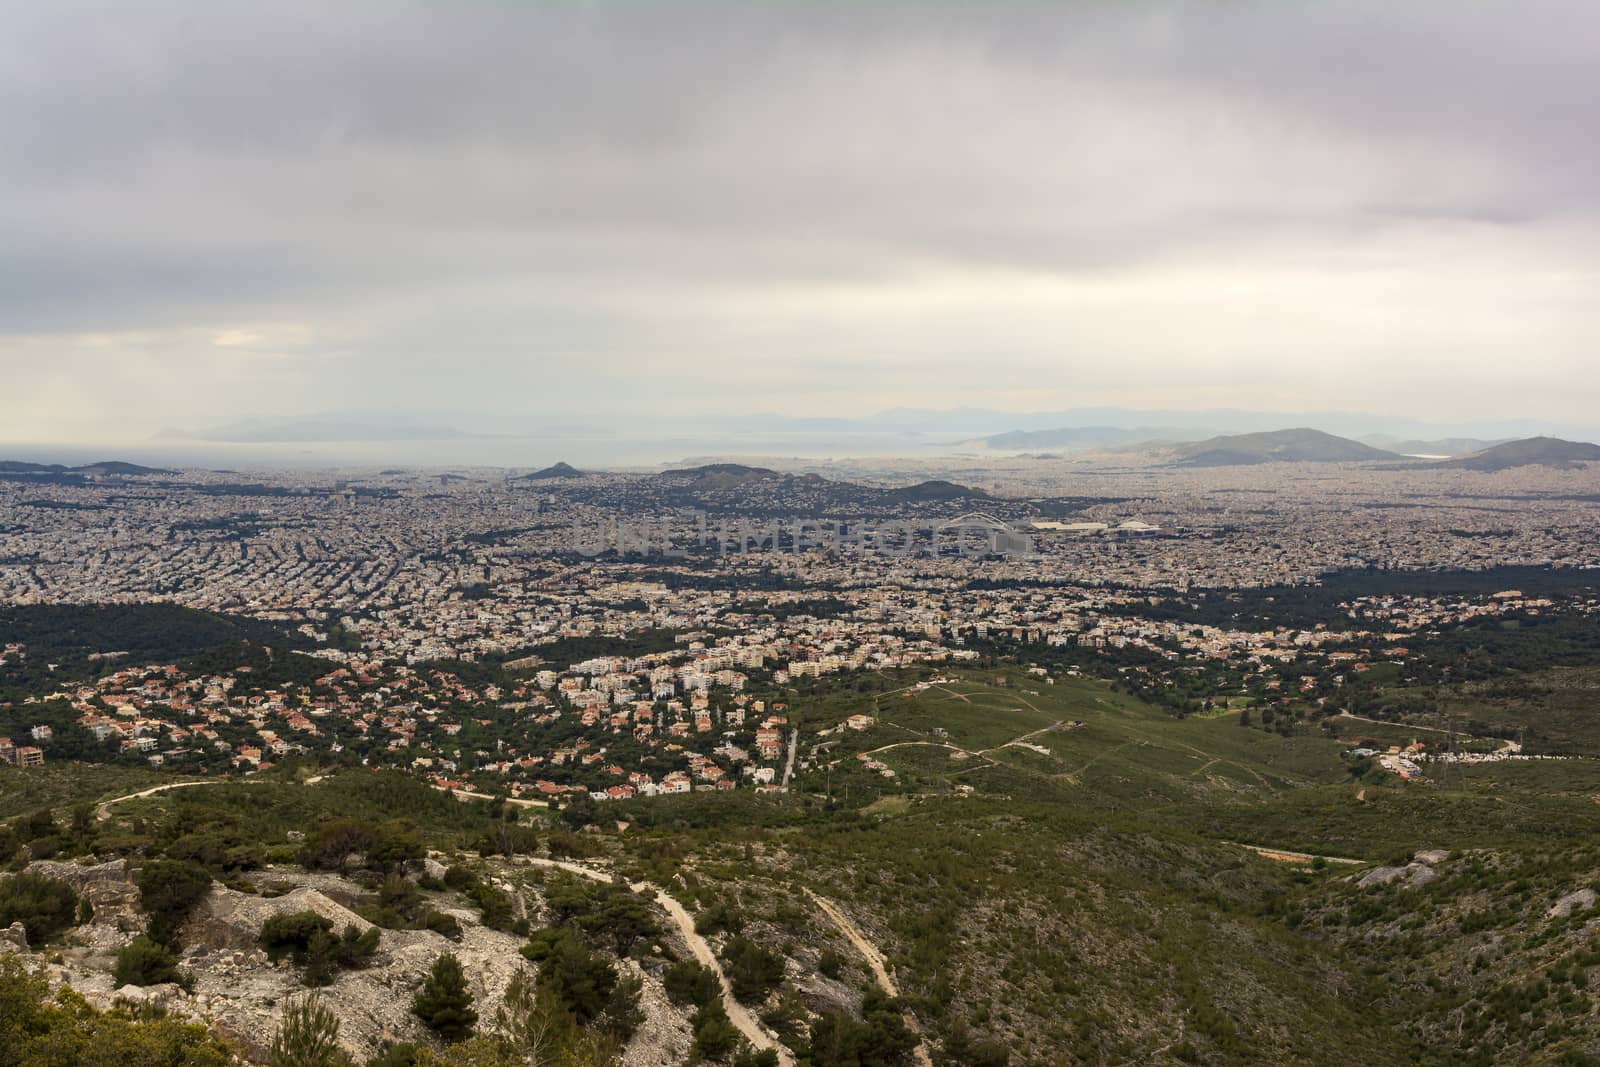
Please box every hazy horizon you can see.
[5,1,1600,446]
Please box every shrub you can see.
[413,953,477,1041]
[298,821,376,871]
[663,959,721,1009]
[0,872,79,945]
[268,994,355,1067]
[366,822,426,871]
[137,859,213,946]
[261,912,378,986]
[694,899,744,937]
[465,880,517,933]
[261,911,336,961]
[691,1002,740,1060]
[803,990,917,1067]
[530,936,616,1025]
[113,936,184,988]
[365,1043,421,1067]
[722,937,785,1005]
[425,910,463,940]
[0,955,231,1066]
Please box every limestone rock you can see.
[179,884,373,955]
[1357,866,1406,888]
[1548,888,1598,920]
[0,921,28,954]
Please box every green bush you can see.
[261,912,379,986]
[722,937,785,1005]
[261,911,336,961]
[802,990,917,1067]
[298,821,376,871]
[113,936,184,988]
[0,872,80,944]
[137,859,213,946]
[425,910,463,940]
[663,959,721,1009]
[0,955,231,1067]
[691,1002,740,1060]
[413,953,477,1041]
[268,994,355,1067]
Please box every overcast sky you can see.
[3,1,1598,445]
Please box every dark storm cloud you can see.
[1,1,1597,435]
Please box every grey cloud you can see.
[0,1,1596,433]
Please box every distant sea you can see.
[1,430,981,473]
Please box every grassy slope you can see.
[0,763,171,819]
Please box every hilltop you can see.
[655,463,782,490]
[880,478,988,502]
[1436,436,1600,471]
[1173,428,1400,466]
[517,461,586,480]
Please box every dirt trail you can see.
[804,888,934,1067]
[521,857,793,1066]
[1233,842,1365,866]
[446,786,548,809]
[95,779,225,819]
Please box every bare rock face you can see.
[7,861,700,1066]
[179,884,373,955]
[21,859,143,927]
[1548,888,1598,920]
[1357,856,1443,890]
[171,885,531,1061]
[404,858,448,883]
[1357,866,1407,888]
[1408,865,1439,889]
[619,958,693,1067]
[0,921,28,954]
[113,982,186,1010]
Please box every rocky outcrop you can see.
[179,884,373,955]
[0,921,28,954]
[1357,863,1436,889]
[6,860,701,1066]
[1547,888,1598,920]
[20,859,143,928]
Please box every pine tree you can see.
[413,952,477,1041]
[268,995,354,1067]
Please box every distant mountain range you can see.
[976,426,1209,451]
[1171,429,1401,466]
[0,460,172,476]
[1359,436,1511,457]
[1435,437,1600,472]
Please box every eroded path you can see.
[519,857,794,1066]
[803,888,935,1067]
